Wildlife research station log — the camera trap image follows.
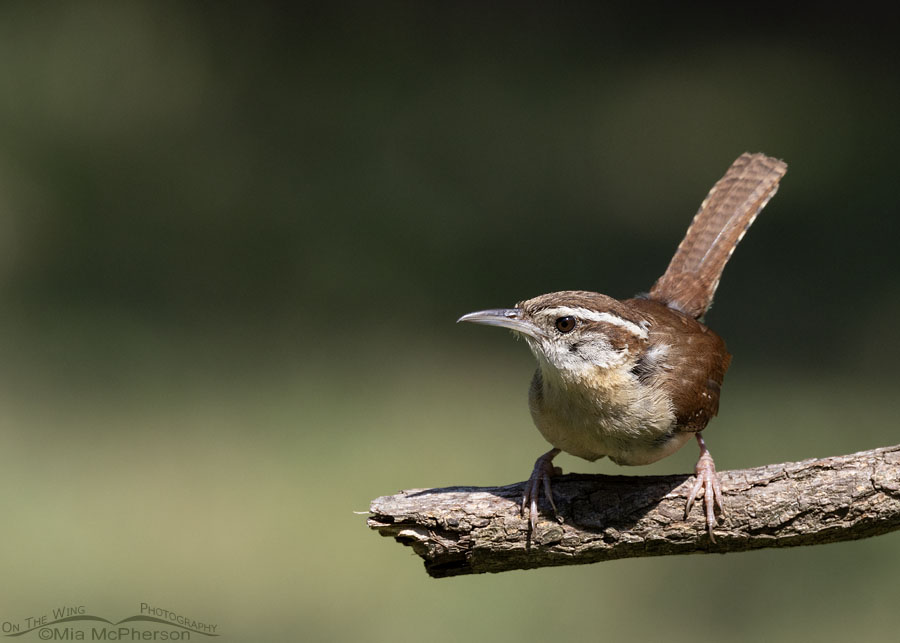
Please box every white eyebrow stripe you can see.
[545,306,648,339]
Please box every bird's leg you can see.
[522,448,562,531]
[685,433,725,541]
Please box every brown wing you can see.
[628,298,731,431]
[649,153,787,320]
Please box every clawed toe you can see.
[685,435,725,541]
[522,448,561,531]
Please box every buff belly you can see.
[528,365,689,466]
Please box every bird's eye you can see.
[555,316,576,333]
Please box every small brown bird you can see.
[459,153,787,539]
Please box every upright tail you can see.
[648,152,787,320]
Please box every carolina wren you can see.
[459,153,787,540]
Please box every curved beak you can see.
[457,308,541,339]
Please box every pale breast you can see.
[528,365,679,464]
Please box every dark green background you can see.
[1,4,898,641]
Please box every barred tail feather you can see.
[649,152,787,319]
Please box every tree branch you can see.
[367,445,900,578]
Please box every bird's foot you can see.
[522,448,562,531]
[685,434,725,542]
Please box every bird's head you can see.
[458,290,649,375]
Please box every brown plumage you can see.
[626,297,730,432]
[650,153,787,319]
[459,152,787,539]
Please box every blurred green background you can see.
[1,4,899,642]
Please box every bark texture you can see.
[367,445,900,578]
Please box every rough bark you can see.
[367,445,900,578]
